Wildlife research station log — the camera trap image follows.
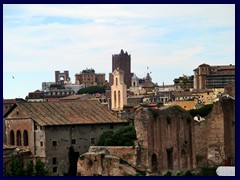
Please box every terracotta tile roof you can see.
[59,94,91,101]
[6,100,128,126]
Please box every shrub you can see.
[188,104,213,117]
[162,171,172,176]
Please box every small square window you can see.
[71,139,76,144]
[53,167,57,173]
[91,138,96,145]
[52,141,57,147]
[52,158,57,165]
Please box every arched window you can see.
[114,91,117,107]
[10,130,15,145]
[16,130,22,146]
[118,90,121,108]
[23,130,29,146]
[133,82,136,86]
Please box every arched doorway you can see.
[152,153,158,172]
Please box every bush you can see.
[162,171,172,176]
[97,126,137,146]
[184,170,195,176]
[188,104,213,117]
[77,86,106,94]
[198,167,217,176]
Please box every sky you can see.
[3,4,235,99]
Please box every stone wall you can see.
[194,98,235,167]
[77,146,137,176]
[134,105,195,174]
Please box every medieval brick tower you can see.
[109,49,133,88]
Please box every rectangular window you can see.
[91,138,96,145]
[71,139,76,144]
[53,167,57,173]
[40,141,43,146]
[52,141,57,147]
[52,158,57,165]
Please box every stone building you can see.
[173,75,194,91]
[111,68,127,111]
[194,97,235,167]
[109,50,134,88]
[4,100,129,175]
[55,71,70,85]
[134,105,195,174]
[193,63,235,90]
[75,68,106,87]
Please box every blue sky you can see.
[3,4,235,99]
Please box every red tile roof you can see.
[5,100,128,126]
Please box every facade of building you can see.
[75,68,106,87]
[4,100,129,176]
[173,75,194,91]
[111,68,127,111]
[193,64,235,90]
[55,71,70,85]
[134,105,196,174]
[109,50,134,88]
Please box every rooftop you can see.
[4,100,128,126]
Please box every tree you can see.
[67,146,80,176]
[77,86,106,94]
[97,126,137,146]
[25,160,34,176]
[33,158,50,176]
[6,155,24,176]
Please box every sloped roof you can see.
[4,100,128,126]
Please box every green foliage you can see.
[162,171,172,176]
[50,84,65,89]
[188,104,213,117]
[25,161,34,176]
[33,158,50,176]
[198,167,217,176]
[184,170,195,176]
[175,171,182,176]
[97,130,114,146]
[6,156,24,176]
[148,108,159,119]
[5,156,49,176]
[135,170,146,176]
[97,126,137,146]
[77,86,106,94]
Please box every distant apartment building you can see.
[193,63,235,89]
[75,68,105,88]
[109,49,134,88]
[173,75,194,91]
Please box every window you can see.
[91,138,96,145]
[40,141,43,146]
[23,130,28,146]
[53,167,57,173]
[16,111,19,115]
[16,130,22,146]
[52,141,57,147]
[52,158,57,165]
[10,130,15,145]
[167,148,173,170]
[40,126,43,130]
[34,124,38,130]
[71,139,76,144]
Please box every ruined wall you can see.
[77,146,137,176]
[134,105,195,174]
[194,98,235,167]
